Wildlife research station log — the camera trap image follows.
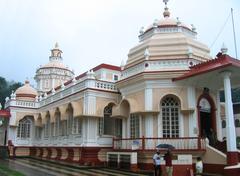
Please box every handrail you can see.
[113,137,206,150]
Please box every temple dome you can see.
[34,43,74,93]
[125,2,211,69]
[15,81,37,101]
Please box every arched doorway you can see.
[197,93,216,138]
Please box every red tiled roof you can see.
[173,53,240,81]
[92,63,121,72]
[0,110,11,118]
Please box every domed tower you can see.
[34,43,74,94]
[124,0,211,71]
[15,80,38,101]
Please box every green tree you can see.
[0,76,23,109]
[0,77,8,108]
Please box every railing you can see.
[95,81,116,91]
[6,100,39,109]
[5,78,119,109]
[39,79,118,107]
[113,137,206,151]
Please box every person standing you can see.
[153,149,162,176]
[195,157,203,176]
[164,149,173,176]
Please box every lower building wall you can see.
[11,146,230,175]
[12,146,112,166]
[15,147,30,156]
[203,163,225,175]
[138,163,192,176]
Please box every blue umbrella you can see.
[156,144,175,149]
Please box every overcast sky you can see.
[0,0,239,85]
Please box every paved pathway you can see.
[0,158,153,176]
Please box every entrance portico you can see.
[173,52,240,173]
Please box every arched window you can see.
[17,118,32,138]
[162,96,180,138]
[222,120,226,128]
[99,105,114,136]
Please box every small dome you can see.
[15,80,37,101]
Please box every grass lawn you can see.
[0,164,25,176]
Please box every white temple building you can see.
[0,1,240,175]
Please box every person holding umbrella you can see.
[153,149,163,176]
[164,149,173,176]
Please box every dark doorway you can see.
[4,130,7,146]
[200,111,211,138]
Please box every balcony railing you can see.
[113,137,206,151]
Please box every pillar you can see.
[222,71,238,165]
[187,86,197,137]
[145,114,153,149]
[216,91,223,140]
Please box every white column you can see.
[7,127,16,145]
[216,91,223,141]
[144,114,153,149]
[139,115,143,137]
[187,86,197,137]
[127,117,130,138]
[145,114,153,137]
[158,113,163,137]
[222,72,237,151]
[83,92,96,115]
[145,88,152,111]
[82,118,88,145]
[86,118,97,146]
[122,118,127,138]
[179,114,184,137]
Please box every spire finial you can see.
[55,42,59,49]
[221,43,228,55]
[25,77,29,84]
[163,0,169,6]
[163,0,170,18]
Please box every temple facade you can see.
[1,1,240,175]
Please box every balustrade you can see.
[113,137,206,151]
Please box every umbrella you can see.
[156,144,175,150]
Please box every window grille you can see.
[130,114,139,138]
[162,96,180,138]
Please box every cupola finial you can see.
[163,0,170,18]
[221,43,228,55]
[163,0,169,6]
[55,42,59,49]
